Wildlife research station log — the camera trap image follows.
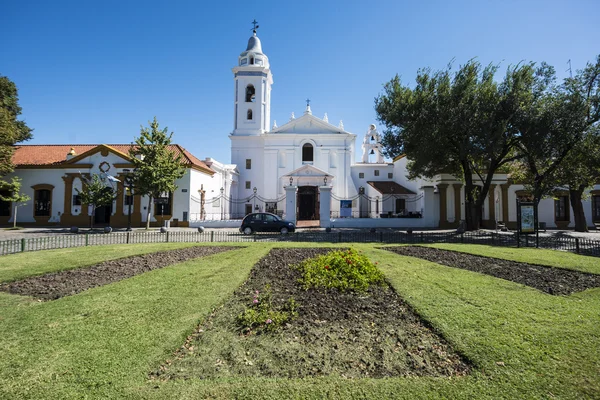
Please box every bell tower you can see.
[232,21,273,136]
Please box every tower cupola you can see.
[238,23,269,68]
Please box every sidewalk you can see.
[0,226,598,242]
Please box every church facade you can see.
[3,28,600,230]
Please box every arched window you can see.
[302,143,314,162]
[245,85,255,102]
[250,56,255,65]
[35,189,51,216]
[247,109,253,120]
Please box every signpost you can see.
[516,199,539,247]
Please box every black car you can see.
[239,212,296,234]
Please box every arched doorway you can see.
[297,186,319,220]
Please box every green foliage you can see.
[237,284,298,334]
[76,174,116,228]
[0,176,30,204]
[0,75,33,181]
[129,117,185,229]
[296,248,385,292]
[375,60,535,229]
[513,55,600,204]
[0,176,30,228]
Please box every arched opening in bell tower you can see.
[245,84,255,102]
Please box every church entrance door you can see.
[297,186,319,220]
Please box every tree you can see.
[0,75,33,194]
[129,118,185,229]
[375,60,534,230]
[555,131,600,231]
[513,56,600,228]
[0,177,30,228]
[76,174,117,230]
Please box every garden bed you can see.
[385,246,600,295]
[0,246,237,300]
[152,247,470,380]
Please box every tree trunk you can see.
[90,207,95,230]
[570,186,588,232]
[145,196,153,230]
[13,205,17,228]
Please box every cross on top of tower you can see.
[251,19,259,33]
[306,98,311,107]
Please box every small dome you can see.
[245,34,263,54]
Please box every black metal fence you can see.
[0,230,598,257]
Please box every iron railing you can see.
[0,230,598,257]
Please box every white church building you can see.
[4,27,600,230]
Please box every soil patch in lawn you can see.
[0,246,238,300]
[153,248,470,379]
[385,246,600,295]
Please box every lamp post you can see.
[289,176,293,186]
[124,171,134,231]
[253,187,257,211]
[220,187,224,220]
[390,185,395,216]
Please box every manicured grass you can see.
[0,242,241,283]
[0,244,264,399]
[0,243,598,399]
[425,243,600,274]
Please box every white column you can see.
[421,186,437,228]
[285,186,297,224]
[319,186,332,228]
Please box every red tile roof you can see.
[367,181,416,195]
[12,144,214,174]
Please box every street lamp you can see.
[220,187,224,220]
[253,187,257,211]
[124,171,134,231]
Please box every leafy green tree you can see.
[552,127,600,232]
[513,56,600,227]
[0,75,33,191]
[376,60,534,230]
[76,174,116,229]
[129,117,185,229]
[0,177,30,228]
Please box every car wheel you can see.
[280,227,289,234]
[243,227,253,235]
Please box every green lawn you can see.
[0,243,598,399]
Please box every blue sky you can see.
[2,0,599,164]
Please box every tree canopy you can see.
[375,60,536,230]
[0,75,33,180]
[129,117,185,229]
[512,55,600,231]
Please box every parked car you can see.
[239,212,296,234]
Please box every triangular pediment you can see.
[270,113,351,135]
[284,164,333,178]
[64,144,131,164]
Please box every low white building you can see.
[3,144,234,228]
